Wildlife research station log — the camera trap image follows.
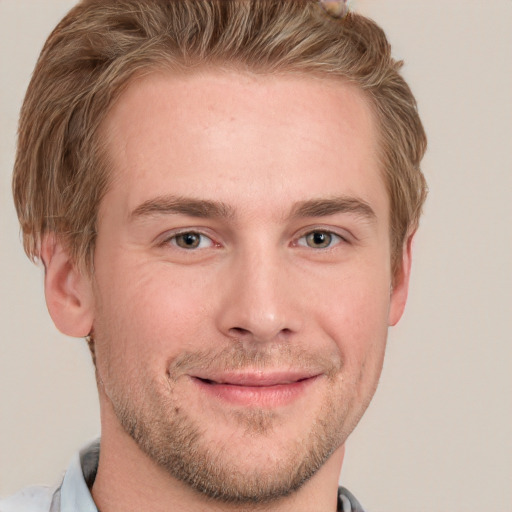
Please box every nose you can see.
[216,247,302,344]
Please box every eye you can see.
[169,232,214,250]
[297,230,343,249]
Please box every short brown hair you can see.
[13,0,427,275]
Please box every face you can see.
[85,70,408,503]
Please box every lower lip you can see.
[192,376,319,408]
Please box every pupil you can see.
[176,233,200,249]
[184,234,198,245]
[314,232,326,244]
[308,231,331,248]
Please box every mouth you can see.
[190,371,321,407]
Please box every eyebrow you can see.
[290,197,376,222]
[129,195,376,223]
[130,195,235,220]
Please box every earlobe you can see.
[388,232,415,327]
[41,234,94,338]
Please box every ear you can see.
[41,234,94,337]
[388,232,415,327]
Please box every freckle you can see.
[175,407,180,413]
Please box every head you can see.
[14,0,426,277]
[13,0,427,505]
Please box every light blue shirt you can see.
[0,440,365,512]
[0,441,99,512]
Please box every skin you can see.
[42,70,412,512]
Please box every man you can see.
[2,0,427,511]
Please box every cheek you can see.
[316,267,390,373]
[322,279,389,423]
[92,260,210,376]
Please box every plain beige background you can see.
[1,1,511,511]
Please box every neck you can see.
[91,409,344,512]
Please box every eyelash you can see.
[162,231,216,250]
[161,228,348,251]
[296,230,346,249]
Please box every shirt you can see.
[0,440,366,512]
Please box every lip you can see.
[190,371,321,407]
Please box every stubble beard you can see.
[105,346,361,505]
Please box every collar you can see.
[58,440,99,512]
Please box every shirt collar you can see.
[59,440,99,512]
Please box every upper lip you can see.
[191,370,321,387]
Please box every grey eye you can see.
[300,231,341,249]
[306,231,331,248]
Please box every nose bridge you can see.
[217,239,301,343]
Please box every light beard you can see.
[103,344,358,505]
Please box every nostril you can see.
[229,327,251,337]
[227,326,293,340]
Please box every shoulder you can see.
[0,485,57,512]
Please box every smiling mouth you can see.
[197,376,313,386]
[191,372,321,407]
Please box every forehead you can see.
[98,69,386,221]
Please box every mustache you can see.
[167,343,342,380]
